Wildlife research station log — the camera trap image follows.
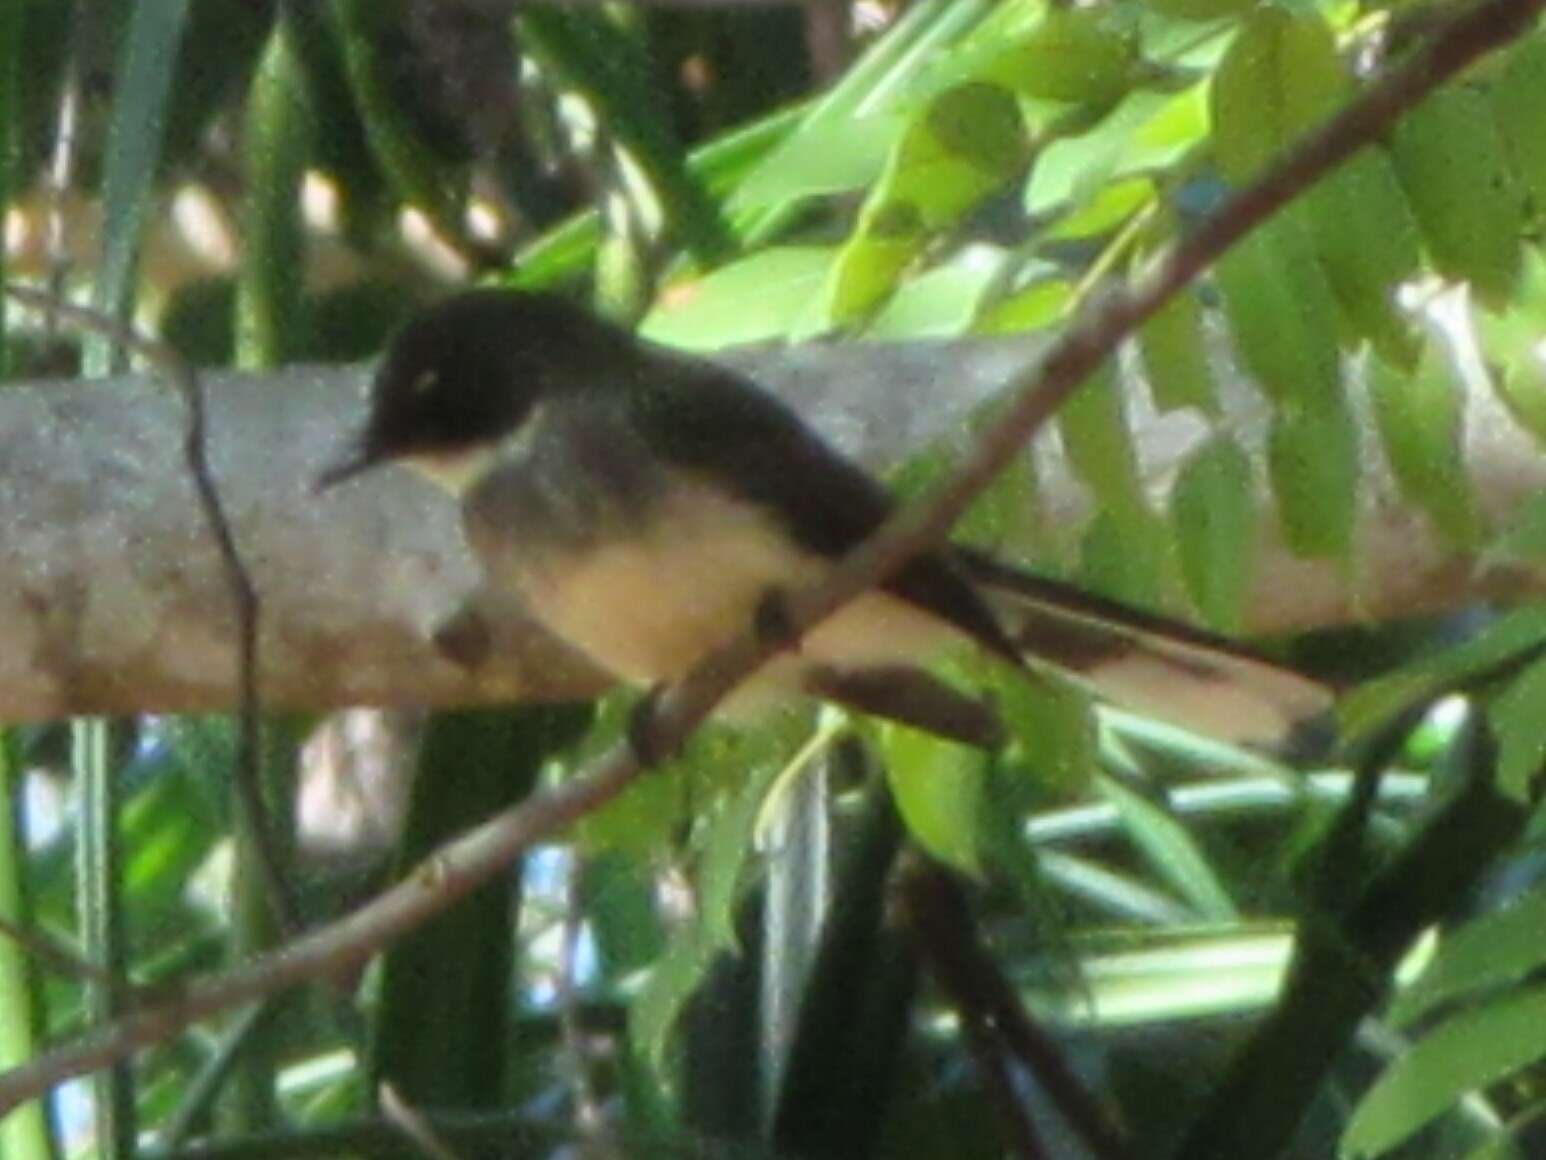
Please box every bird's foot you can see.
[754,586,802,654]
[627,683,669,767]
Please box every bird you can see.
[316,288,1330,748]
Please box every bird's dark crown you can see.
[329,290,640,482]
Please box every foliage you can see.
[3,1,1546,1158]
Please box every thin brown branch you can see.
[0,0,1536,1113]
[379,1082,469,1160]
[1,286,297,939]
[0,915,117,989]
[905,865,1135,1160]
[953,1012,1049,1160]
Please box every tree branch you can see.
[3,316,1544,724]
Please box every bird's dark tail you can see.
[954,548,1334,750]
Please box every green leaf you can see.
[1097,774,1239,921]
[375,708,584,1111]
[1486,486,1546,567]
[1391,881,1546,1029]
[512,104,806,289]
[640,247,835,349]
[1025,83,1209,216]
[1391,86,1525,309]
[732,0,996,209]
[864,246,1010,339]
[1139,288,1219,415]
[1490,34,1546,222]
[993,670,1098,798]
[1078,506,1176,611]
[1219,212,1356,557]
[1266,399,1358,562]
[697,758,783,953]
[1211,6,1347,186]
[880,723,988,874]
[1217,212,1343,407]
[975,278,1074,333]
[630,920,724,1081]
[1171,437,1255,633]
[0,735,52,1160]
[1338,606,1546,740]
[335,0,470,259]
[1303,151,1423,366]
[519,9,733,264]
[1043,177,1153,242]
[971,8,1137,107]
[825,81,1027,323]
[732,114,905,208]
[0,0,16,373]
[89,0,193,375]
[1343,984,1546,1159]
[1491,350,1546,447]
[1368,346,1481,551]
[1058,365,1145,520]
[237,18,312,370]
[1489,654,1546,802]
[1141,0,1254,20]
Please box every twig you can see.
[555,857,615,1152]
[952,1009,1048,1160]
[0,285,297,937]
[905,865,1135,1160]
[379,1082,469,1160]
[0,914,117,989]
[0,0,1536,1113]
[154,1003,275,1150]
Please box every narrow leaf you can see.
[1343,985,1546,1159]
[90,0,193,374]
[1097,774,1239,921]
[1266,399,1359,562]
[971,8,1137,107]
[1141,0,1254,21]
[1139,288,1219,415]
[1338,606,1546,741]
[880,723,987,875]
[1171,437,1255,633]
[1217,212,1343,408]
[1304,151,1423,366]
[1392,882,1546,1029]
[1490,34,1546,221]
[1058,365,1145,519]
[1368,346,1481,551]
[1391,86,1524,308]
[1211,7,1347,186]
[1489,654,1546,802]
[826,81,1027,322]
[641,248,835,349]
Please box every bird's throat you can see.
[400,444,502,497]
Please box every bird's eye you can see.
[412,370,438,394]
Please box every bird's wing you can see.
[627,356,1025,665]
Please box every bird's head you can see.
[317,289,631,493]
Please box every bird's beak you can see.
[314,445,380,493]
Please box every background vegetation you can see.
[4,1,1546,1158]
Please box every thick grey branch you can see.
[2,331,1543,724]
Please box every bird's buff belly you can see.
[501,486,958,713]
